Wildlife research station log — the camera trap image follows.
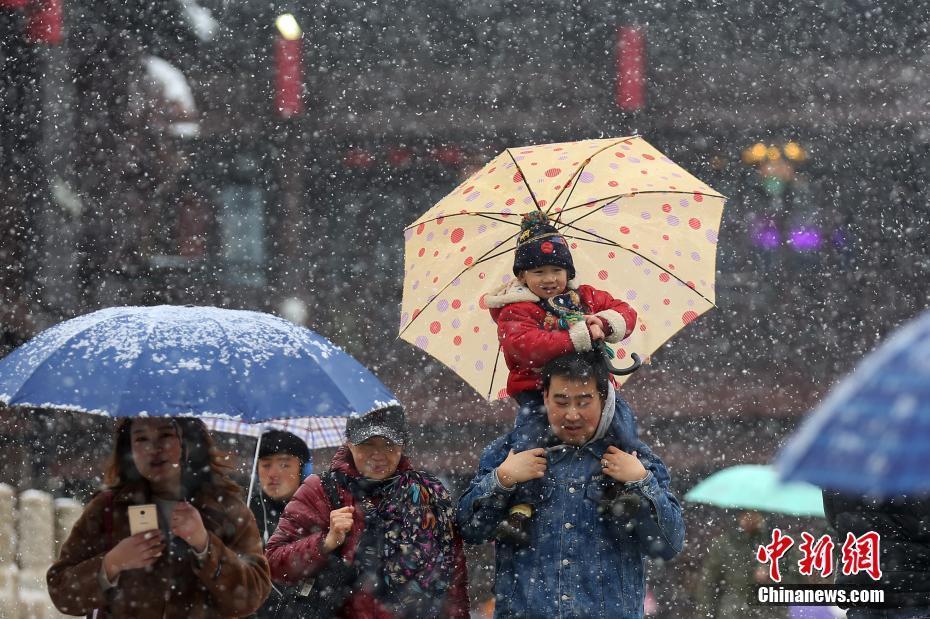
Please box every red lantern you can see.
[274,36,303,118]
[26,0,62,45]
[615,25,645,112]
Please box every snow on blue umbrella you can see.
[0,305,398,500]
[776,308,930,496]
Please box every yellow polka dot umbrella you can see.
[399,136,726,401]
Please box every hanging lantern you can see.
[615,25,646,112]
[26,0,62,45]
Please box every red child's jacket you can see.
[487,282,637,397]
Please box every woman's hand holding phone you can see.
[103,531,165,580]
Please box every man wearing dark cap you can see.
[250,430,311,618]
[252,430,311,542]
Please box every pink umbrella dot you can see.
[415,336,429,349]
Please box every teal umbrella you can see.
[685,465,825,518]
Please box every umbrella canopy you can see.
[685,464,825,518]
[776,309,930,496]
[0,305,397,448]
[400,136,725,400]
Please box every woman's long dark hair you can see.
[104,417,240,502]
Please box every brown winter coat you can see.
[47,483,271,618]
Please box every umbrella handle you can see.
[607,352,642,376]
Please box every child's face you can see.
[519,266,569,299]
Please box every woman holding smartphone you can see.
[47,417,271,618]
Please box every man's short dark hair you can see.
[541,352,610,401]
[258,430,310,468]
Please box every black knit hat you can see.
[512,211,575,279]
[258,430,311,467]
[345,406,408,445]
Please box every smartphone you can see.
[127,504,159,536]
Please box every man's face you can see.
[739,510,764,533]
[258,454,302,500]
[544,375,603,446]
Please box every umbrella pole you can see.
[247,433,262,505]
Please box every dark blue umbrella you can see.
[776,309,930,495]
[0,305,399,500]
[0,305,397,433]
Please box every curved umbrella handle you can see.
[607,352,642,376]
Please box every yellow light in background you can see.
[766,146,781,161]
[275,14,302,40]
[742,142,767,164]
[783,141,807,162]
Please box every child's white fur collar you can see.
[484,278,580,309]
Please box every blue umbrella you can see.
[0,305,398,497]
[776,309,930,495]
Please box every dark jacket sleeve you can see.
[191,497,272,617]
[456,435,515,544]
[46,493,112,615]
[441,531,471,618]
[265,475,341,585]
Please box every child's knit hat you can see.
[512,211,576,279]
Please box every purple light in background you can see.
[752,224,780,250]
[789,227,822,251]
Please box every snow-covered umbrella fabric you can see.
[0,305,398,445]
[776,308,930,496]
